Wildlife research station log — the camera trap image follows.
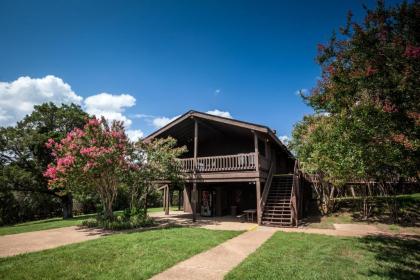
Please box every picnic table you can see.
[243,209,257,222]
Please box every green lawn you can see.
[0,227,240,280]
[0,207,179,236]
[225,232,420,280]
[306,193,420,235]
[0,213,97,236]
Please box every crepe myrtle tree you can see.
[292,0,419,219]
[44,117,133,220]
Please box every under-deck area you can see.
[183,182,261,221]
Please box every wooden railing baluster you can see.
[177,152,259,173]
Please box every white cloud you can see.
[152,115,180,128]
[295,88,308,96]
[279,135,290,145]
[151,109,233,129]
[206,109,232,118]
[214,89,221,96]
[126,129,144,142]
[84,93,136,127]
[133,113,154,119]
[0,75,83,127]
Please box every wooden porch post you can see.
[256,180,261,224]
[162,186,166,212]
[165,185,170,215]
[178,189,182,210]
[192,118,198,222]
[253,131,262,224]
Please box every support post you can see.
[253,131,262,224]
[256,180,261,224]
[178,189,182,210]
[163,186,166,212]
[192,119,198,222]
[165,185,170,215]
[253,131,260,171]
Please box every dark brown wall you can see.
[196,133,254,157]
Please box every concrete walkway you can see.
[150,227,276,280]
[0,226,110,257]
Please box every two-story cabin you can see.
[144,110,306,227]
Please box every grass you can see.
[147,206,180,213]
[0,213,96,236]
[306,193,420,234]
[0,207,180,236]
[225,232,420,280]
[0,227,240,280]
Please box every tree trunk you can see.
[143,193,148,216]
[62,193,73,219]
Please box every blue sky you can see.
[0,0,400,140]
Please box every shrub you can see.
[82,208,153,230]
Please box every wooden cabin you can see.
[144,110,307,227]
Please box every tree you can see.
[291,1,419,217]
[0,103,88,219]
[44,117,130,220]
[127,137,186,215]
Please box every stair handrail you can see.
[290,160,299,227]
[259,158,275,222]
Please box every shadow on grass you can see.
[11,213,97,228]
[360,234,420,280]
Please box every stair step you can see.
[264,209,291,213]
[262,222,293,227]
[263,214,291,218]
[262,217,291,221]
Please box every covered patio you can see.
[149,211,258,231]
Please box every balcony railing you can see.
[178,152,258,173]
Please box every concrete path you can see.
[0,226,110,258]
[150,227,276,280]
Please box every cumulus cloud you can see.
[279,135,290,145]
[126,129,144,142]
[151,109,232,129]
[84,93,136,127]
[206,109,232,119]
[0,75,82,127]
[152,115,180,128]
[295,88,308,96]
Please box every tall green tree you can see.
[0,103,88,219]
[291,1,419,215]
[127,137,186,215]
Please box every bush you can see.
[333,194,420,225]
[82,208,153,230]
[0,191,62,226]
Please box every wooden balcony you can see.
[178,152,268,173]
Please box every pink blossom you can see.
[43,165,58,179]
[404,45,420,58]
[45,138,55,149]
[87,118,101,126]
[57,155,75,167]
[80,146,97,155]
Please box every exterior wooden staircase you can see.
[261,174,293,227]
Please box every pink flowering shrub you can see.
[44,117,132,219]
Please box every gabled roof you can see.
[144,110,294,158]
